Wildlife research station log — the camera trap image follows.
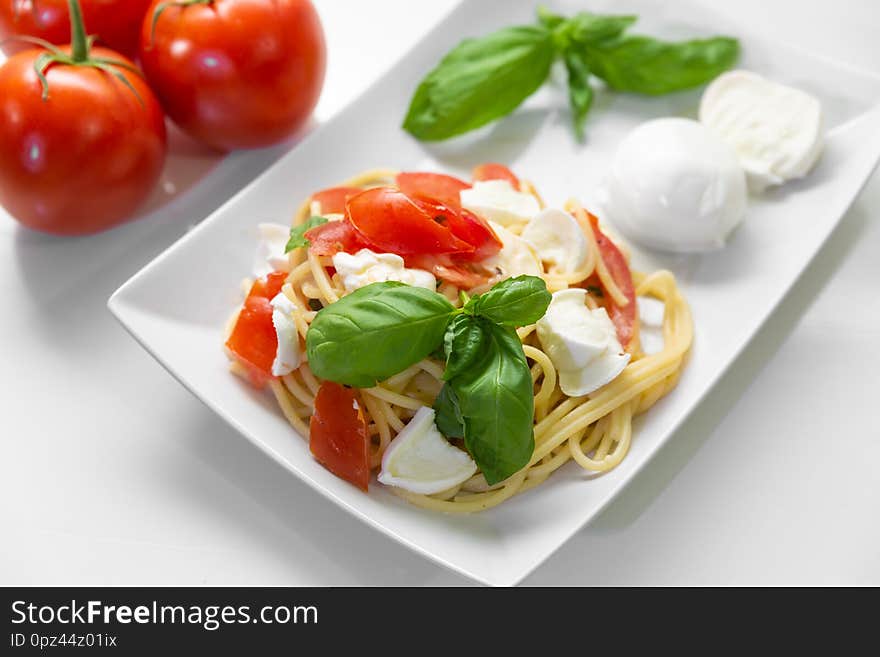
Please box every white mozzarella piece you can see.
[460,180,540,226]
[536,289,631,397]
[480,221,543,281]
[521,208,588,274]
[253,223,291,278]
[378,407,477,494]
[331,249,436,293]
[269,292,302,376]
[602,117,747,253]
[699,70,824,192]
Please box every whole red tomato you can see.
[139,0,326,151]
[0,0,152,59]
[0,17,166,235]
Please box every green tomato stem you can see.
[67,0,89,62]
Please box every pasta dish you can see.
[224,164,692,513]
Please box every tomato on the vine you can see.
[0,0,152,59]
[139,0,326,151]
[0,0,166,235]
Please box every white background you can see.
[2,0,878,586]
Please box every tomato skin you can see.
[472,163,520,188]
[310,381,370,491]
[0,1,152,59]
[413,197,501,262]
[395,171,470,209]
[304,219,373,257]
[139,0,326,151]
[346,187,474,256]
[311,186,363,215]
[225,271,288,387]
[587,214,638,349]
[0,46,167,235]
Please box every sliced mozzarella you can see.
[480,221,543,281]
[521,208,588,274]
[558,352,630,396]
[378,407,477,494]
[331,249,436,293]
[253,223,292,278]
[460,180,540,226]
[699,70,824,192]
[536,289,631,397]
[270,292,301,376]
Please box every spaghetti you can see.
[230,168,693,513]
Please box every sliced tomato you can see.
[405,254,495,289]
[414,198,502,262]
[310,382,370,491]
[311,186,363,215]
[346,187,474,256]
[395,171,470,209]
[225,271,288,387]
[472,163,520,188]
[305,219,373,256]
[587,214,637,349]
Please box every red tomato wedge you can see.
[311,186,363,215]
[395,171,470,209]
[472,163,520,188]
[587,214,638,349]
[304,219,373,256]
[414,197,502,262]
[225,271,288,387]
[310,382,370,491]
[346,187,474,255]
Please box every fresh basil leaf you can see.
[306,282,455,387]
[466,275,551,327]
[402,25,556,141]
[450,323,535,485]
[540,8,636,52]
[442,314,489,381]
[564,12,637,46]
[433,383,465,439]
[584,34,739,95]
[536,5,565,31]
[564,51,593,141]
[285,216,328,253]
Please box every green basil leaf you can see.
[465,275,551,327]
[584,34,739,95]
[565,12,637,46]
[402,25,556,141]
[564,51,593,141]
[433,383,465,439]
[450,323,535,485]
[285,216,328,253]
[442,314,489,381]
[306,282,455,387]
[536,6,566,31]
[539,8,636,52]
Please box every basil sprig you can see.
[403,6,739,141]
[285,216,328,253]
[306,275,551,483]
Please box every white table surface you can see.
[2,0,878,586]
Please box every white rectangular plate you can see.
[109,0,880,586]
